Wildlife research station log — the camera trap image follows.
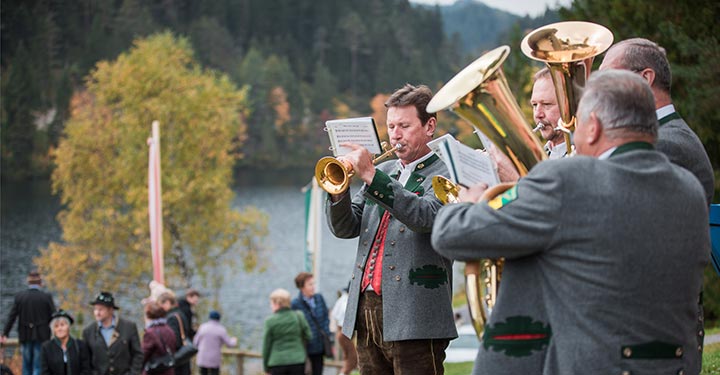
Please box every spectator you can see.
[177,290,200,340]
[290,273,330,375]
[141,302,176,375]
[40,310,91,375]
[82,292,143,375]
[330,286,356,375]
[2,270,56,375]
[156,292,191,375]
[263,289,311,375]
[193,311,237,375]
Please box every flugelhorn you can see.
[521,21,614,155]
[314,142,400,195]
[426,45,546,337]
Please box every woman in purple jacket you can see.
[141,303,176,375]
[192,311,237,375]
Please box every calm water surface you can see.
[0,169,462,352]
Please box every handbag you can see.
[143,329,175,374]
[172,313,198,365]
[300,299,334,358]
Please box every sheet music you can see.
[325,117,382,156]
[427,133,499,188]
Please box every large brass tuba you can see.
[521,21,614,155]
[426,46,546,337]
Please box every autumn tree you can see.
[36,32,268,316]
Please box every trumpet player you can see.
[531,67,570,159]
[325,84,457,375]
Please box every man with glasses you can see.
[82,292,142,375]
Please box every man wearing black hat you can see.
[82,292,142,375]
[1,270,56,375]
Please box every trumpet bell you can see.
[315,157,353,195]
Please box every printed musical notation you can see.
[325,117,382,156]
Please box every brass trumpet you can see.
[314,142,401,195]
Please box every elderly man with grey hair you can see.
[431,70,709,375]
[599,38,714,204]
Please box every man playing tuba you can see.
[431,70,708,375]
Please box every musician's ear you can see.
[586,112,602,145]
[426,117,437,136]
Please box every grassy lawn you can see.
[703,342,720,374]
[446,361,475,375]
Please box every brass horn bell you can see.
[314,142,399,195]
[521,21,614,155]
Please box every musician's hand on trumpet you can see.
[338,142,379,186]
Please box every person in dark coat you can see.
[176,289,200,341]
[2,270,56,375]
[41,310,91,375]
[290,273,330,375]
[141,303,176,375]
[156,293,191,375]
[82,292,143,375]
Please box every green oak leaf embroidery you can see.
[408,265,448,289]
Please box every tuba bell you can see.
[426,45,546,337]
[521,21,614,155]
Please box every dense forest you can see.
[0,0,453,179]
[1,0,565,181]
[1,0,717,189]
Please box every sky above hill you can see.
[411,0,573,17]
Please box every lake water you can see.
[0,170,464,352]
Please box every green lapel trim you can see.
[482,316,552,357]
[609,141,654,158]
[403,154,439,194]
[658,112,681,126]
[620,341,684,359]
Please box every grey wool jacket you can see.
[326,154,457,342]
[432,144,709,375]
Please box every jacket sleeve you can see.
[78,339,92,375]
[40,342,51,375]
[82,325,99,375]
[2,296,19,337]
[166,315,182,350]
[325,190,366,239]
[127,322,143,375]
[364,169,443,233]
[261,319,271,372]
[431,161,561,261]
[299,314,312,343]
[220,327,237,348]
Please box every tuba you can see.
[426,45,546,337]
[521,21,614,155]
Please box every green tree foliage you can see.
[36,32,268,313]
